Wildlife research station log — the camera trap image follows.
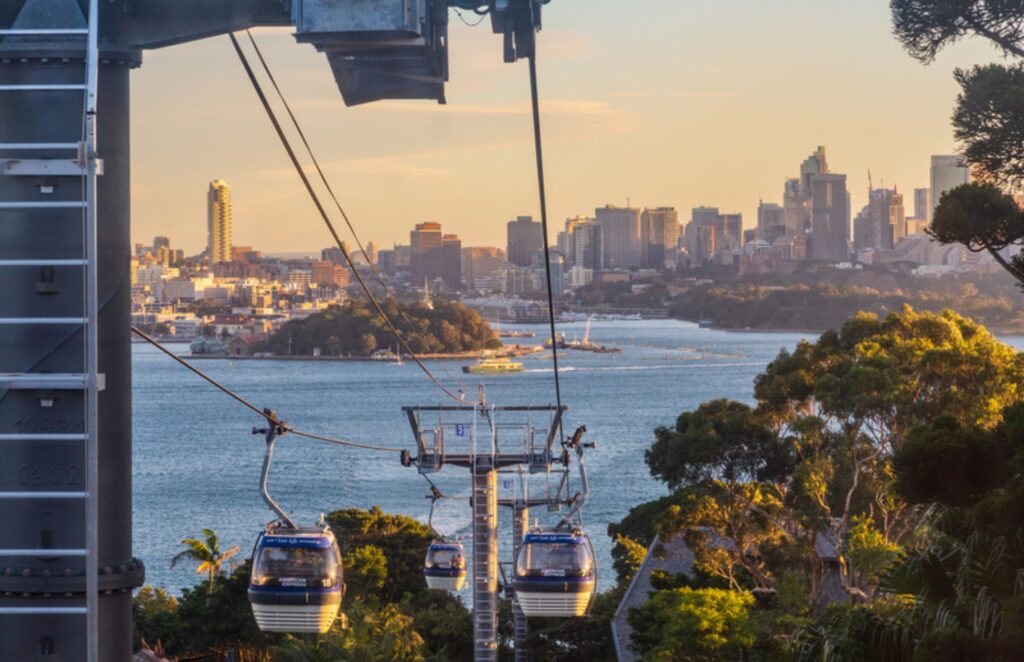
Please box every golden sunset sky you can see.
[129,0,1003,254]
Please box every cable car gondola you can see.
[248,523,344,633]
[246,416,344,633]
[424,539,467,591]
[513,528,596,617]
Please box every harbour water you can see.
[132,320,1024,594]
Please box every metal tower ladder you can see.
[0,0,101,660]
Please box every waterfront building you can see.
[207,179,233,264]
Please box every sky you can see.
[129,0,1008,255]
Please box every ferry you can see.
[462,356,525,375]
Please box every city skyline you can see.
[131,2,998,254]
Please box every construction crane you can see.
[0,1,552,658]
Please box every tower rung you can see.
[0,84,87,92]
[0,143,80,151]
[0,318,86,325]
[0,491,88,499]
[0,373,89,390]
[0,29,88,36]
[0,607,87,615]
[0,549,86,557]
[0,259,88,267]
[2,159,102,177]
[0,201,87,209]
[0,434,87,442]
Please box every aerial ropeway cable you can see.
[131,326,404,454]
[240,30,476,398]
[228,32,467,405]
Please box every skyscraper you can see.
[411,222,462,288]
[685,206,720,263]
[596,205,644,269]
[809,173,850,262]
[507,216,544,267]
[462,247,508,291]
[207,180,233,264]
[783,178,811,236]
[853,188,905,251]
[913,188,931,224]
[757,202,786,243]
[642,207,680,268]
[560,216,604,271]
[930,155,970,214]
[410,221,443,285]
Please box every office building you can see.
[757,202,786,243]
[684,206,720,263]
[507,216,544,267]
[207,180,233,264]
[930,155,970,213]
[809,173,850,262]
[312,261,350,287]
[642,207,680,268]
[560,216,604,271]
[410,224,463,289]
[914,187,931,224]
[853,188,905,251]
[462,247,508,292]
[596,205,644,269]
[410,222,444,285]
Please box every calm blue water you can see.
[131,320,1024,595]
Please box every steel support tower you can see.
[405,403,568,662]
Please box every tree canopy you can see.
[263,300,501,357]
[620,307,1024,659]
[891,0,1024,62]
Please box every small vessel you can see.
[462,356,524,375]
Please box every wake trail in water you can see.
[524,362,766,374]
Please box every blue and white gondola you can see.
[424,540,467,591]
[248,525,344,633]
[513,529,596,617]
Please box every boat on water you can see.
[462,356,525,375]
[542,318,621,353]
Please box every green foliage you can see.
[930,183,1024,286]
[612,534,648,583]
[263,300,501,356]
[516,586,622,661]
[646,399,792,489]
[343,544,388,598]
[135,561,276,658]
[325,506,434,603]
[169,528,241,593]
[891,0,1024,62]
[846,515,901,588]
[953,64,1024,191]
[627,587,757,660]
[271,601,426,662]
[399,590,474,662]
[672,279,1024,333]
[894,415,1010,507]
[135,508,470,661]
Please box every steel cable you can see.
[228,33,466,404]
[131,326,403,453]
